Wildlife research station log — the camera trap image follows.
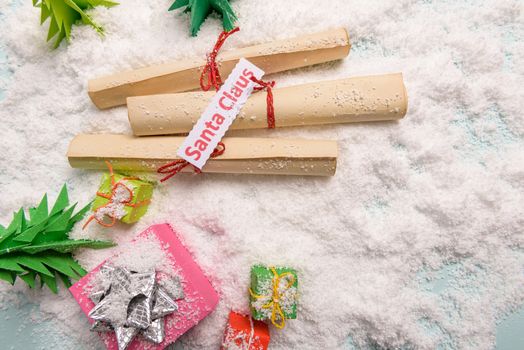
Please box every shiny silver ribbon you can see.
[88,264,184,350]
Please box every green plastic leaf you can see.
[15,255,54,277]
[13,210,25,232]
[19,272,37,289]
[0,270,15,285]
[216,0,236,31]
[57,272,72,288]
[34,0,118,48]
[0,209,25,244]
[69,258,88,277]
[0,226,13,245]
[20,211,28,235]
[169,0,237,36]
[21,239,115,254]
[0,242,30,255]
[69,201,92,225]
[169,0,189,11]
[0,257,27,273]
[89,0,119,7]
[50,184,69,217]
[52,27,67,48]
[214,0,236,31]
[189,0,210,37]
[41,255,81,280]
[29,194,49,225]
[46,203,76,233]
[32,230,67,245]
[39,0,51,24]
[39,273,58,294]
[14,219,48,243]
[0,184,114,292]
[65,0,102,34]
[8,209,25,232]
[46,17,59,41]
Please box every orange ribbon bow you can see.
[83,161,150,229]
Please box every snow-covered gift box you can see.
[91,171,154,225]
[221,311,270,350]
[249,265,298,329]
[69,223,219,349]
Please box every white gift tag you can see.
[177,58,265,169]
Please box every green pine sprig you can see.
[0,184,115,293]
[33,0,119,49]
[169,0,237,36]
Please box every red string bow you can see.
[83,161,150,229]
[200,27,240,91]
[157,142,226,182]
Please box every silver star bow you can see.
[88,264,184,350]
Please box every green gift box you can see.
[92,172,153,224]
[249,265,298,328]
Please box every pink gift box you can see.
[70,223,219,350]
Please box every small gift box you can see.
[70,224,219,350]
[221,311,270,350]
[86,162,154,227]
[249,265,298,329]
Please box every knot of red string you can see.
[200,27,240,92]
[160,28,278,182]
[251,77,276,129]
[157,142,226,182]
[83,161,150,229]
[199,26,277,129]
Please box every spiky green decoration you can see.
[169,0,237,36]
[33,0,119,48]
[0,185,115,293]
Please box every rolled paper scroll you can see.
[128,73,408,136]
[67,134,338,176]
[88,27,350,109]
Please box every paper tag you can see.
[177,58,265,169]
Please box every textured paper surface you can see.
[69,223,219,350]
[88,28,350,109]
[128,73,408,136]
[178,58,264,168]
[67,134,338,176]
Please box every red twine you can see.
[157,142,226,182]
[200,27,240,92]
[199,27,277,129]
[160,28,277,182]
[251,77,276,129]
[83,161,150,229]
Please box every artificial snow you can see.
[0,0,523,349]
[92,181,134,222]
[222,319,265,350]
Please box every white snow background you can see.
[0,0,523,349]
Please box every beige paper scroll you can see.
[67,134,338,176]
[128,73,408,136]
[88,28,350,109]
